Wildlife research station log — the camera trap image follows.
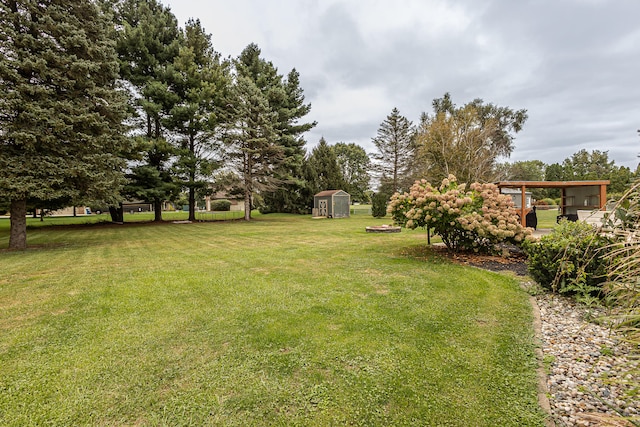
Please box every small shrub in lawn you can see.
[534,199,548,209]
[523,219,613,301]
[211,199,231,211]
[371,192,389,218]
[388,174,531,253]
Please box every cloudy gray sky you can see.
[165,0,640,169]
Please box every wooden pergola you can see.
[495,180,610,227]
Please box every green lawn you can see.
[0,214,546,426]
[4,210,244,229]
[534,207,560,229]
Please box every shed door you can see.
[319,199,327,216]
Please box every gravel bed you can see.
[535,292,639,426]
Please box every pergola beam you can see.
[495,180,611,227]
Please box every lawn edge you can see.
[527,291,556,427]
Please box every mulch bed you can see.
[430,245,530,276]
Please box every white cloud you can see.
[165,0,640,168]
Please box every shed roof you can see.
[315,190,349,197]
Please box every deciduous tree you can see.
[561,149,633,197]
[389,175,531,253]
[499,160,547,200]
[562,149,614,181]
[416,93,527,183]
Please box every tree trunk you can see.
[188,135,196,222]
[188,187,196,222]
[154,199,163,222]
[244,190,251,221]
[9,199,27,250]
[244,153,252,221]
[108,204,124,223]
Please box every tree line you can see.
[369,95,638,203]
[1,0,321,249]
[1,1,637,250]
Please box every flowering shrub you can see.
[388,175,532,252]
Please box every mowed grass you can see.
[534,208,560,229]
[0,214,546,426]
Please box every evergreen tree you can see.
[370,108,416,194]
[371,192,389,218]
[236,44,316,214]
[0,0,129,249]
[306,138,345,194]
[113,0,181,221]
[333,142,371,203]
[123,138,178,215]
[166,19,229,221]
[222,76,282,220]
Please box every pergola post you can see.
[520,185,527,227]
[599,183,607,209]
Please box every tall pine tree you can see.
[235,44,316,214]
[306,138,345,196]
[370,108,416,194]
[166,19,229,221]
[222,76,282,220]
[113,0,181,221]
[0,0,129,249]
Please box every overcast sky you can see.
[164,0,640,169]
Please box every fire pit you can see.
[365,224,401,233]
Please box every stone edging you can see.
[529,293,556,427]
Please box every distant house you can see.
[43,206,91,216]
[313,190,350,218]
[122,201,153,213]
[205,192,245,211]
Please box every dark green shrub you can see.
[371,192,389,218]
[211,199,231,211]
[523,220,613,300]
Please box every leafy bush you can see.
[211,199,232,211]
[371,192,389,218]
[534,199,548,209]
[523,220,613,300]
[388,175,531,253]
